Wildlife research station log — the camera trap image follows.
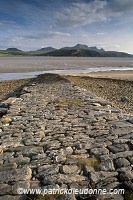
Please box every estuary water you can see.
[0,56,133,80]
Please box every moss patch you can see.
[77,158,101,171]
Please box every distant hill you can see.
[6,48,22,52]
[61,44,89,50]
[36,47,56,53]
[101,51,132,57]
[61,44,105,53]
[41,49,132,57]
[0,44,132,57]
[88,46,105,53]
[44,49,101,57]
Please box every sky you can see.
[0,0,133,53]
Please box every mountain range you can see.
[0,44,132,57]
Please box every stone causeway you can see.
[0,74,133,200]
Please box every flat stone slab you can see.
[0,167,32,183]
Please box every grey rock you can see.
[128,156,133,164]
[60,165,78,174]
[89,171,118,184]
[119,170,133,181]
[12,181,30,195]
[100,159,115,171]
[128,118,133,124]
[90,147,109,155]
[59,147,73,155]
[124,181,133,191]
[115,158,130,168]
[2,97,18,105]
[22,146,44,156]
[96,177,118,188]
[93,194,124,200]
[112,151,133,159]
[38,165,59,177]
[43,174,87,185]
[55,155,66,163]
[108,144,126,153]
[0,167,32,183]
[0,183,12,195]
[0,163,17,172]
[0,195,27,200]
[0,108,8,116]
[120,96,129,102]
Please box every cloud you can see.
[22,31,71,40]
[49,31,71,37]
[110,0,133,12]
[55,0,110,28]
[1,31,71,50]
[0,0,133,53]
[54,0,133,29]
[0,20,22,31]
[112,44,120,48]
[96,32,105,35]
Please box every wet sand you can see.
[71,70,133,81]
[0,56,133,73]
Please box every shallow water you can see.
[0,67,133,81]
[0,56,133,80]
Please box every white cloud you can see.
[54,0,133,29]
[1,31,71,50]
[112,44,120,48]
[110,0,133,12]
[49,31,71,37]
[55,0,109,28]
[96,32,105,35]
[54,0,124,28]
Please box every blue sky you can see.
[0,0,133,53]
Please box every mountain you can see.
[101,51,133,57]
[0,44,132,57]
[61,44,89,50]
[44,49,101,57]
[6,48,22,52]
[61,44,105,53]
[41,48,132,57]
[88,46,105,53]
[36,47,56,53]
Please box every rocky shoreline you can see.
[0,74,133,200]
[0,79,32,100]
[65,75,133,114]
